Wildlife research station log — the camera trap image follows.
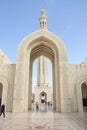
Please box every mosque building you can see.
[0,9,87,113]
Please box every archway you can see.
[32,56,52,107]
[76,76,87,112]
[40,91,47,103]
[81,82,87,111]
[0,83,3,106]
[0,77,8,111]
[13,29,68,113]
[29,43,56,111]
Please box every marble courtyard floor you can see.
[0,110,87,130]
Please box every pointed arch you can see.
[40,91,47,103]
[81,82,87,110]
[0,76,8,109]
[13,30,68,112]
[76,75,87,112]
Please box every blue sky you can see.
[0,0,87,64]
[0,0,87,90]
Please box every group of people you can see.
[0,104,5,118]
[33,101,52,111]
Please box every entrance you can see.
[81,82,87,111]
[13,27,68,113]
[32,56,53,109]
[40,92,47,103]
[0,83,3,106]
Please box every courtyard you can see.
[0,109,87,130]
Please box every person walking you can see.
[0,104,5,118]
[36,102,39,111]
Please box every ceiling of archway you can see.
[30,44,54,62]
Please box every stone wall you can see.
[0,64,15,112]
[67,59,87,112]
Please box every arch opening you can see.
[32,56,53,111]
[31,56,53,111]
[13,31,68,113]
[81,82,87,111]
[0,82,3,106]
[28,39,60,112]
[40,91,47,103]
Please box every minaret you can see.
[37,56,49,86]
[34,10,52,104]
[39,9,47,29]
[37,9,49,86]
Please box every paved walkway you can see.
[0,111,87,130]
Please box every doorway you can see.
[81,82,87,111]
[40,92,47,103]
[31,56,53,111]
[0,83,3,106]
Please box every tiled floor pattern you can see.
[0,111,87,130]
